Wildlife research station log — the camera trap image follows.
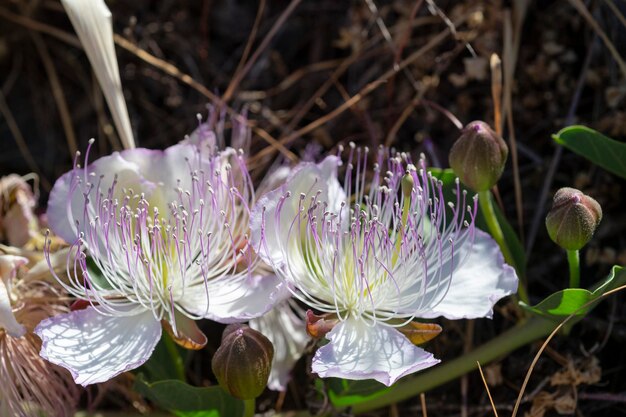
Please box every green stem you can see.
[567,249,580,288]
[478,190,529,304]
[243,398,255,417]
[163,333,186,381]
[351,317,556,414]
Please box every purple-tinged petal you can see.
[35,307,161,386]
[46,152,154,244]
[421,229,518,320]
[312,318,439,386]
[178,274,283,323]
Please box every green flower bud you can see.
[545,187,602,250]
[449,121,509,192]
[211,324,274,400]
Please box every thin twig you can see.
[0,91,51,191]
[503,11,525,242]
[222,0,266,101]
[0,7,296,163]
[30,33,78,156]
[420,393,428,417]
[0,6,81,47]
[569,0,626,78]
[477,362,499,417]
[222,0,301,102]
[250,21,460,164]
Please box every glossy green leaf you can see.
[521,265,625,319]
[553,125,626,179]
[134,374,245,416]
[326,378,389,407]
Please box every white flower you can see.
[250,147,518,386]
[36,137,276,386]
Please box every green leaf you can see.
[85,257,114,290]
[326,378,389,407]
[429,168,526,277]
[553,125,626,179]
[174,412,219,417]
[140,333,187,382]
[521,265,625,319]
[134,374,245,416]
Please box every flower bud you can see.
[211,324,274,400]
[448,121,508,192]
[545,188,602,251]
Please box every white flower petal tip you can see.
[423,229,519,320]
[312,319,440,387]
[249,299,309,391]
[35,307,162,386]
[0,255,29,337]
[61,0,135,149]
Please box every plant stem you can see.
[243,399,255,417]
[350,317,556,414]
[478,190,529,304]
[163,333,186,381]
[567,249,580,288]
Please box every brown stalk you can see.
[30,33,78,157]
[222,0,301,103]
[250,22,461,165]
[569,0,626,78]
[0,91,51,191]
[503,10,524,241]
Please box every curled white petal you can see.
[420,229,518,319]
[36,307,161,386]
[312,318,439,386]
[61,0,135,149]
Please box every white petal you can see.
[47,144,199,244]
[61,0,135,149]
[249,300,309,391]
[250,156,345,267]
[46,152,153,244]
[421,229,518,320]
[312,318,439,386]
[36,307,161,386]
[178,274,282,323]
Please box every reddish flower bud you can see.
[545,187,602,250]
[211,324,274,400]
[449,121,508,192]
